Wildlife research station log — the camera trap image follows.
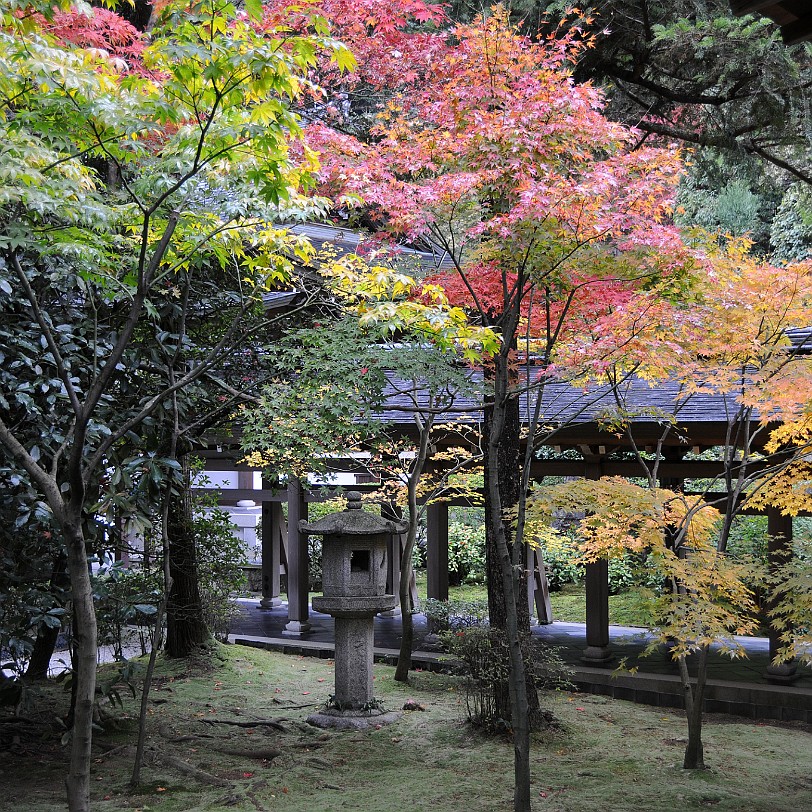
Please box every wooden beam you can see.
[426,502,449,602]
[196,483,382,503]
[730,1,785,15]
[200,451,376,474]
[283,478,310,634]
[529,458,767,480]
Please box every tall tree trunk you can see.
[484,392,515,722]
[63,522,98,812]
[165,452,209,657]
[485,342,534,811]
[484,356,541,725]
[26,552,69,680]
[26,624,60,681]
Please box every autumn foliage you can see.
[307,6,689,344]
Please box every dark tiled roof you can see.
[261,290,299,310]
[786,327,812,351]
[379,370,744,428]
[289,223,455,273]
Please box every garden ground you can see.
[3,644,811,812]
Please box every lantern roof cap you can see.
[299,491,408,536]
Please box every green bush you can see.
[194,508,248,641]
[93,562,162,658]
[538,535,584,591]
[438,606,571,730]
[539,529,665,595]
[794,518,812,565]
[770,182,812,262]
[423,597,489,629]
[606,553,664,595]
[440,625,511,730]
[447,520,486,585]
[606,555,637,595]
[308,537,323,592]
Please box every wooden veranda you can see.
[201,367,807,686]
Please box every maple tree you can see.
[306,6,695,807]
[529,477,761,771]
[538,234,812,769]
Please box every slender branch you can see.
[0,415,64,523]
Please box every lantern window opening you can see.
[350,549,371,572]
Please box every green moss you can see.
[3,644,809,812]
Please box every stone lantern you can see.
[301,492,406,729]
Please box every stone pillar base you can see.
[334,616,374,709]
[259,596,282,609]
[282,620,312,637]
[581,645,613,666]
[379,607,401,618]
[765,661,799,685]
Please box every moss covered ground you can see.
[1,643,810,811]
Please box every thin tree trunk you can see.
[64,524,98,812]
[681,646,709,770]
[394,511,417,681]
[132,485,173,786]
[394,414,433,683]
[130,599,166,786]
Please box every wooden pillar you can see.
[583,559,612,664]
[237,470,255,494]
[382,503,403,617]
[283,477,310,635]
[527,545,552,625]
[582,454,612,665]
[765,510,797,684]
[426,501,449,602]
[259,501,282,609]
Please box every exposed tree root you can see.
[214,747,282,761]
[202,718,289,731]
[155,752,233,787]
